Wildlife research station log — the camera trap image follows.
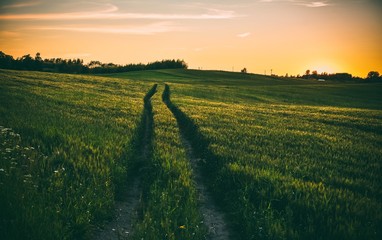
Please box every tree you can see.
[241,68,247,73]
[34,52,43,70]
[35,52,42,62]
[305,69,310,76]
[367,71,380,80]
[19,54,34,70]
[312,70,318,79]
[0,51,14,69]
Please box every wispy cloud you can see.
[0,3,236,20]
[2,0,41,9]
[259,0,331,8]
[237,32,251,38]
[0,31,21,37]
[32,22,182,35]
[298,1,330,8]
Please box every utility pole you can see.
[271,69,273,75]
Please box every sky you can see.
[0,0,381,77]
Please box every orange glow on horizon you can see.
[0,0,381,77]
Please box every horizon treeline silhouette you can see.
[298,69,381,82]
[0,51,188,74]
[0,51,380,81]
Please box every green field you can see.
[1,69,381,239]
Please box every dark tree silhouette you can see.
[0,51,14,69]
[367,71,380,80]
[0,51,187,74]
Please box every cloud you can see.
[2,0,41,9]
[0,4,236,20]
[0,31,21,37]
[259,0,331,8]
[299,1,329,7]
[32,22,183,35]
[237,32,251,38]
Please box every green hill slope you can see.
[1,68,381,240]
[112,69,382,239]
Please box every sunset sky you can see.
[1,0,381,77]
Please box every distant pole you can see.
[265,70,266,75]
[271,69,273,75]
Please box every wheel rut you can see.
[93,84,157,240]
[162,84,234,240]
[94,178,140,240]
[181,135,231,240]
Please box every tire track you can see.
[94,84,157,240]
[162,84,235,240]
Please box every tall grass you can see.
[2,68,381,239]
[0,69,150,239]
[112,69,382,239]
[169,82,382,239]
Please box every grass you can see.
[131,84,206,240]
[111,69,382,239]
[1,68,381,239]
[0,69,151,239]
[176,101,382,239]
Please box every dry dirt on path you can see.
[181,136,232,240]
[93,178,141,240]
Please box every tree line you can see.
[0,51,188,74]
[299,69,381,82]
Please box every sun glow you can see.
[313,65,335,74]
[0,0,381,77]
[308,61,342,74]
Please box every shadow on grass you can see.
[122,83,156,187]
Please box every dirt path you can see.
[93,178,140,240]
[93,85,156,240]
[181,134,232,240]
[162,84,233,240]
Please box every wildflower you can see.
[179,225,186,229]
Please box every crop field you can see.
[0,69,151,239]
[111,69,382,239]
[1,68,382,240]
